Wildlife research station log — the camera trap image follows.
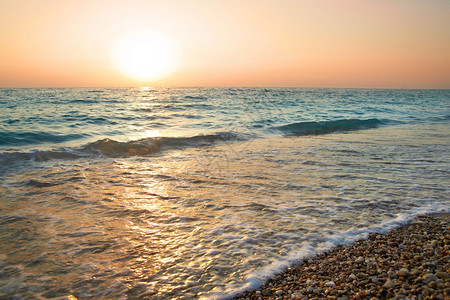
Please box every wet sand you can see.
[235,213,449,300]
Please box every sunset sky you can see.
[1,0,449,88]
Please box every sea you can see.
[0,87,449,299]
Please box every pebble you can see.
[397,268,410,277]
[423,273,439,282]
[325,281,336,287]
[355,257,364,264]
[436,271,449,280]
[235,213,450,299]
[384,279,395,289]
[305,279,314,286]
[262,288,271,296]
[388,270,397,278]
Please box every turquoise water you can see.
[0,88,449,299]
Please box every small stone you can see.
[262,288,271,296]
[410,268,420,276]
[396,268,410,277]
[349,274,357,280]
[384,279,395,289]
[423,273,438,282]
[318,275,331,280]
[386,291,395,298]
[291,292,304,299]
[275,290,283,296]
[394,293,406,299]
[436,271,449,280]
[355,257,364,264]
[388,270,396,278]
[325,281,336,287]
[413,276,423,284]
[423,263,437,270]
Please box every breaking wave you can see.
[82,132,248,157]
[274,118,388,136]
[0,119,395,165]
[0,132,250,164]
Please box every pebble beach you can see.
[235,213,449,300]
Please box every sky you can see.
[0,0,449,88]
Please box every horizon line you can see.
[1,85,449,90]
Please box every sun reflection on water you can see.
[2,123,448,298]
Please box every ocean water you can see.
[0,88,449,299]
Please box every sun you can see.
[111,31,179,82]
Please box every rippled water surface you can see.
[0,88,449,299]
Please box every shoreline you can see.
[234,213,449,299]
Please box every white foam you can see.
[203,204,449,299]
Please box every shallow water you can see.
[0,88,449,299]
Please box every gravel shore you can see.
[235,213,449,300]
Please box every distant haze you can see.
[0,0,449,88]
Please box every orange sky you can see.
[0,0,449,88]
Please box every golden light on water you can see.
[111,31,180,82]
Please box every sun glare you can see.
[111,31,179,82]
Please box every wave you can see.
[0,118,392,164]
[429,115,450,122]
[0,132,89,146]
[68,99,101,104]
[0,150,83,167]
[0,132,250,164]
[274,118,387,136]
[82,132,247,157]
[184,95,208,100]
